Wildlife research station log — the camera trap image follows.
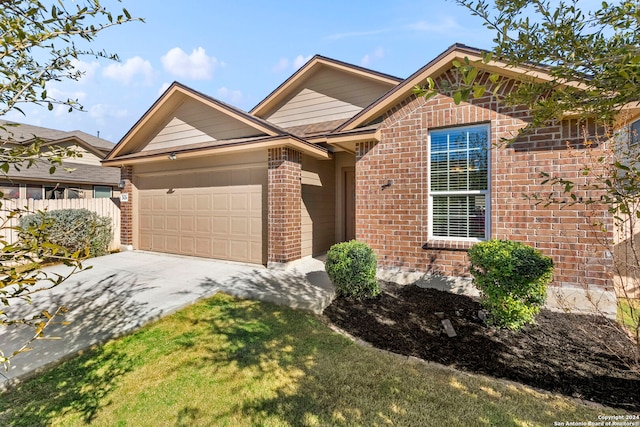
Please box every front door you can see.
[344,168,355,241]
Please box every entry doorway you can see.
[344,167,355,241]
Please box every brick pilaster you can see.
[268,147,302,264]
[120,165,134,249]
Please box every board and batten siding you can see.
[301,154,335,257]
[141,99,266,152]
[265,67,394,129]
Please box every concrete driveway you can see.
[0,250,334,390]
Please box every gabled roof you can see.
[104,82,331,165]
[105,82,291,161]
[250,54,402,119]
[334,43,565,133]
[0,120,115,157]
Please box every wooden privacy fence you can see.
[1,198,121,251]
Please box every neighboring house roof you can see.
[0,120,119,186]
[0,120,115,154]
[3,161,120,186]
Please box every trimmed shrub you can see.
[325,240,379,299]
[19,208,112,257]
[468,239,553,330]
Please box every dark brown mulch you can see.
[323,282,640,411]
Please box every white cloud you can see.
[158,82,172,96]
[361,47,385,67]
[407,17,461,33]
[272,57,290,73]
[161,47,219,80]
[103,56,154,86]
[217,87,243,104]
[89,104,129,125]
[327,28,390,40]
[273,54,312,73]
[293,54,312,69]
[71,59,100,84]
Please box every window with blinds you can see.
[429,124,489,240]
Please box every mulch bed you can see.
[323,282,640,411]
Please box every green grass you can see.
[619,297,640,333]
[0,293,627,427]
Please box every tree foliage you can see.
[0,0,140,369]
[418,0,640,129]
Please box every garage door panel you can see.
[152,215,165,231]
[195,238,211,257]
[166,216,179,232]
[229,240,249,260]
[137,166,265,264]
[230,217,248,235]
[166,235,179,251]
[152,196,165,210]
[180,194,195,210]
[166,196,179,211]
[196,217,211,233]
[180,216,195,232]
[196,194,211,211]
[180,236,195,255]
[213,240,229,258]
[212,216,228,233]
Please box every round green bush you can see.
[325,240,379,299]
[468,239,553,330]
[19,208,112,257]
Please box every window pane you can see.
[432,195,486,239]
[26,185,43,200]
[430,126,488,192]
[632,120,640,145]
[0,183,20,199]
[67,188,82,199]
[94,186,112,198]
[45,186,65,199]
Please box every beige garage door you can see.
[137,167,265,264]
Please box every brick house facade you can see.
[105,44,624,315]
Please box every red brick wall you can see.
[356,82,614,291]
[268,147,302,263]
[120,165,133,246]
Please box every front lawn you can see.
[0,293,627,426]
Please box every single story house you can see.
[0,120,120,200]
[103,44,638,314]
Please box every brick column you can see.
[120,165,134,250]
[268,147,302,264]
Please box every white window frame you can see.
[427,123,491,242]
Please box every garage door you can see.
[136,167,265,264]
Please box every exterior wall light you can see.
[118,179,125,189]
[168,152,177,160]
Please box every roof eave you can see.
[102,136,331,167]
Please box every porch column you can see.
[268,147,302,265]
[120,165,134,251]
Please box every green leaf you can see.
[453,91,462,104]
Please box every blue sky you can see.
[4,0,508,143]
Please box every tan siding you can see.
[43,142,104,165]
[301,155,335,256]
[266,67,394,128]
[141,99,265,152]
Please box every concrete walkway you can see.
[0,251,334,390]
